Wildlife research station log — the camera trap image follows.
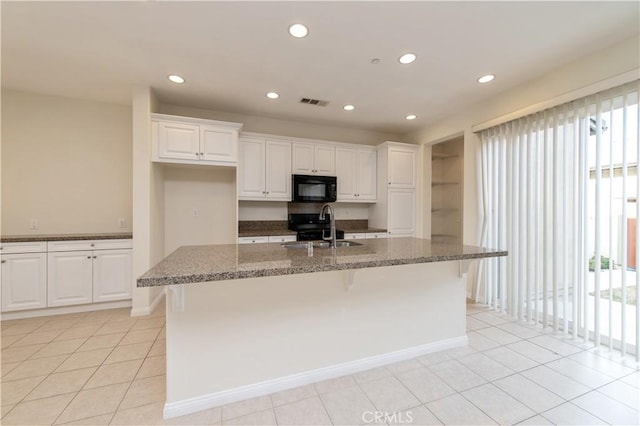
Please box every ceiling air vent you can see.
[300,98,329,107]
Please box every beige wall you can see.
[406,35,639,297]
[158,103,403,145]
[1,89,132,235]
[164,165,236,255]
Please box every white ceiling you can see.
[2,1,638,134]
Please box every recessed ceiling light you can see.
[266,92,279,99]
[288,24,308,38]
[343,104,355,111]
[405,114,417,120]
[168,75,185,84]
[478,74,495,83]
[398,53,417,64]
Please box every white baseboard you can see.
[0,300,132,321]
[163,335,468,419]
[130,290,166,317]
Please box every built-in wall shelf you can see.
[431,208,459,213]
[432,233,458,238]
[431,138,463,244]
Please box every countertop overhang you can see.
[137,237,507,287]
[1,233,133,243]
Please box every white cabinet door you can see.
[314,145,335,175]
[265,140,292,200]
[200,125,237,164]
[357,149,377,200]
[238,138,267,199]
[48,251,93,307]
[1,253,47,312]
[292,143,315,174]
[388,189,416,237]
[158,122,200,161]
[336,148,357,201]
[388,147,416,188]
[93,249,132,302]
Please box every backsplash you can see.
[238,201,370,221]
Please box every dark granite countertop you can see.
[1,233,133,243]
[237,219,385,237]
[238,229,297,237]
[137,237,507,287]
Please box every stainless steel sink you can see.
[281,240,363,249]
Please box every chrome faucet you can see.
[319,203,337,249]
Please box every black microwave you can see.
[292,174,337,203]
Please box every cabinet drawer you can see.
[366,233,387,239]
[48,239,132,252]
[0,241,47,254]
[344,233,367,240]
[267,235,296,243]
[238,237,269,244]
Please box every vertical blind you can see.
[478,80,640,359]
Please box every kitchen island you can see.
[138,237,506,418]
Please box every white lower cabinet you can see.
[93,249,133,302]
[1,252,47,312]
[238,235,296,244]
[238,236,269,244]
[388,188,416,237]
[344,232,388,240]
[1,239,132,312]
[48,251,94,307]
[344,233,367,240]
[48,240,132,307]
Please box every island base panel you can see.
[164,261,466,417]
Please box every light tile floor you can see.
[1,301,638,425]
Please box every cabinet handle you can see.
[200,152,204,156]
[93,256,97,259]
[90,243,95,247]
[1,260,6,264]
[87,256,92,259]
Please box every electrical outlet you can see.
[29,218,39,230]
[118,218,126,229]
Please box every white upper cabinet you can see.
[152,114,242,166]
[265,140,292,200]
[292,142,335,175]
[336,146,376,202]
[158,121,200,161]
[388,146,417,188]
[238,137,266,199]
[200,125,238,163]
[238,137,291,201]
